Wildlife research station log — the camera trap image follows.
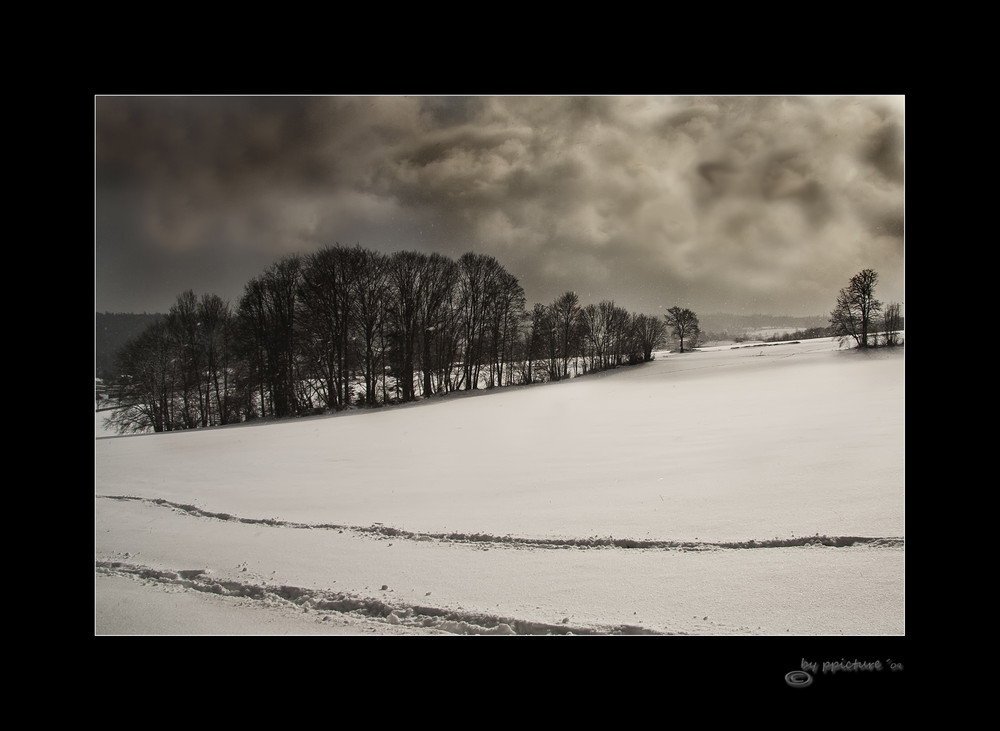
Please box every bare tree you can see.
[631,313,667,362]
[456,253,498,390]
[345,246,389,406]
[607,303,632,367]
[579,302,605,373]
[485,268,525,387]
[106,243,711,431]
[238,255,301,417]
[549,291,581,379]
[165,290,205,428]
[580,300,628,372]
[418,252,459,398]
[198,293,237,425]
[520,303,549,384]
[298,245,356,410]
[385,251,426,402]
[881,302,903,347]
[106,319,176,433]
[830,269,882,348]
[664,307,700,353]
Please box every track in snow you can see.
[97,494,904,551]
[95,559,667,636]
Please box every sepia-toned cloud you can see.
[96,94,904,317]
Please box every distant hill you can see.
[95,312,164,380]
[698,313,829,338]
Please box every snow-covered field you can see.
[94,336,904,636]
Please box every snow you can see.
[95,336,904,636]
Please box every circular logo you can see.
[785,670,813,688]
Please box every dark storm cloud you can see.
[96,95,904,317]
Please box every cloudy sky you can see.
[95,95,904,318]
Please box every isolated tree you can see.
[664,307,700,353]
[830,269,882,348]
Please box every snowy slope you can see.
[95,337,904,635]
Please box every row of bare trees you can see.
[109,290,242,433]
[107,245,673,433]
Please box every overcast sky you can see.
[95,95,904,318]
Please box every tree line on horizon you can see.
[104,245,697,434]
